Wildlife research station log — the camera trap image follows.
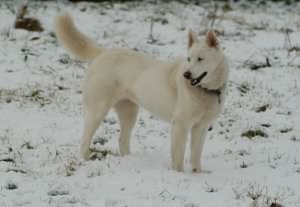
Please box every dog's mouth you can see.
[190,72,207,86]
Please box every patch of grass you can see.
[25,89,51,107]
[14,4,43,32]
[6,182,18,190]
[256,104,270,113]
[103,117,117,125]
[269,201,283,207]
[65,159,78,177]
[0,89,16,103]
[30,36,40,41]
[241,129,268,139]
[237,83,250,95]
[288,46,300,52]
[246,183,263,202]
[0,88,53,107]
[46,32,59,45]
[48,189,69,196]
[21,142,34,150]
[291,136,300,142]
[261,123,271,128]
[237,149,250,156]
[89,148,115,160]
[6,168,27,174]
[234,180,288,206]
[204,182,218,193]
[222,2,232,12]
[15,17,43,32]
[279,128,293,133]
[240,161,248,168]
[0,157,15,163]
[249,57,271,71]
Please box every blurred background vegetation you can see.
[24,0,300,4]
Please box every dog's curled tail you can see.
[54,13,102,62]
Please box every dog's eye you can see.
[187,57,191,62]
[198,57,204,62]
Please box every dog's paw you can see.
[80,149,91,161]
[192,168,212,174]
[172,163,184,172]
[119,148,130,157]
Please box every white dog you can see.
[55,13,229,172]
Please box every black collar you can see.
[198,86,223,104]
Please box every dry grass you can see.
[241,129,268,139]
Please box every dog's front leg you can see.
[171,119,189,172]
[190,123,209,173]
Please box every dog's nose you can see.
[183,71,192,79]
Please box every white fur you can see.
[54,13,229,172]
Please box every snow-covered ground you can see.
[0,1,300,206]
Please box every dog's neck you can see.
[197,84,226,104]
[196,57,228,104]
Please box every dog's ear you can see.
[188,30,198,49]
[206,30,219,48]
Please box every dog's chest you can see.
[177,86,223,123]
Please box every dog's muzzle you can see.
[190,72,207,86]
[183,71,192,79]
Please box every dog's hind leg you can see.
[190,122,209,173]
[115,100,138,156]
[80,101,110,160]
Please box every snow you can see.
[0,1,300,207]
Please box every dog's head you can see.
[183,30,226,88]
